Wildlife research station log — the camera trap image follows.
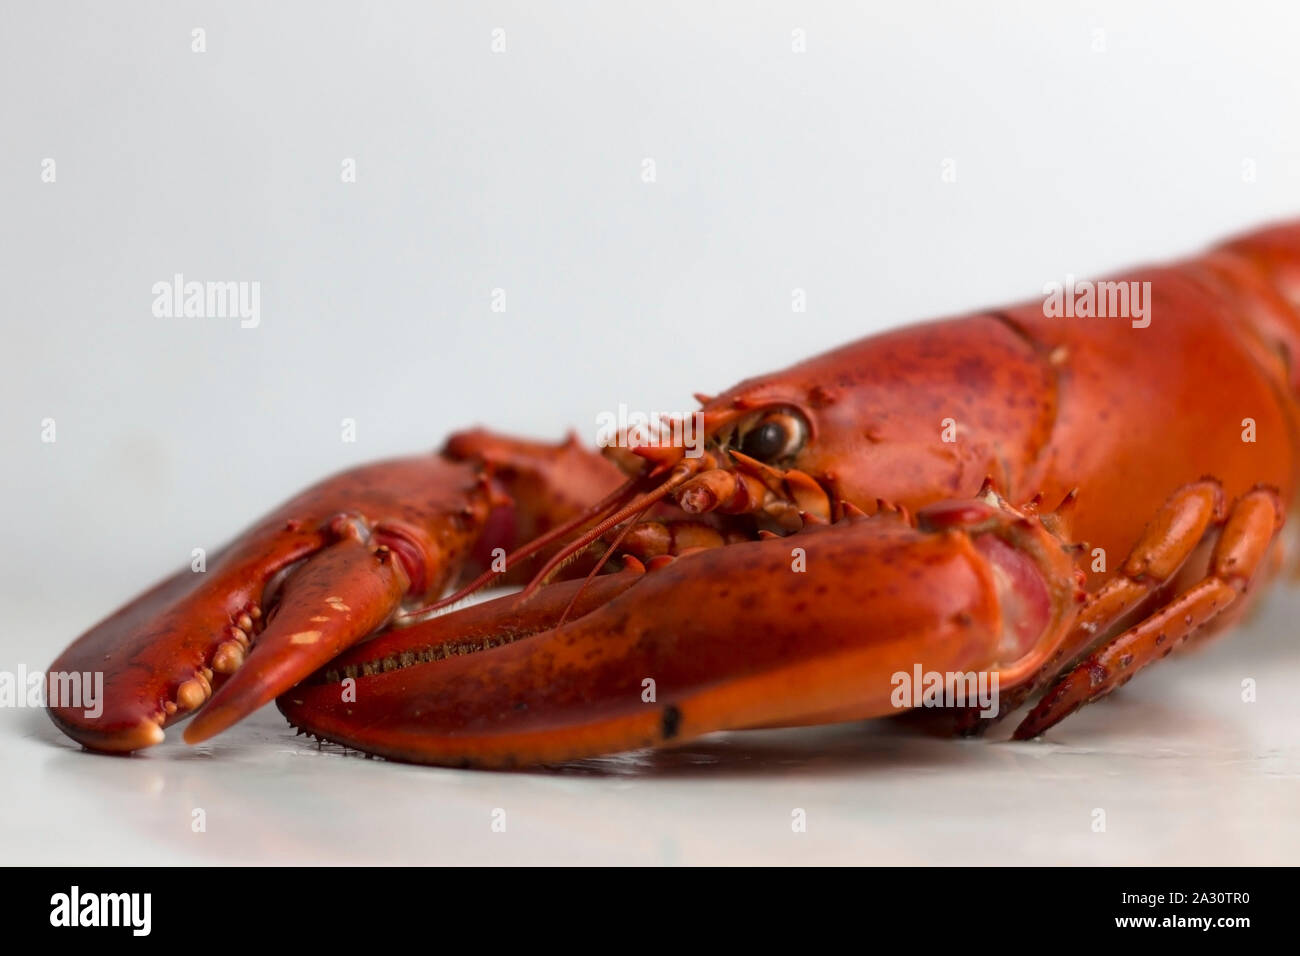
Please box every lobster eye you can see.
[738,409,808,463]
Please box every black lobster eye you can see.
[738,409,808,463]
[741,421,788,460]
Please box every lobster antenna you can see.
[514,463,699,605]
[395,471,650,623]
[553,501,653,628]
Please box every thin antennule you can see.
[395,471,649,624]
[554,503,650,628]
[514,461,703,605]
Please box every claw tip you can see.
[139,720,165,747]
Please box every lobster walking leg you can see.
[908,479,1239,735]
[1014,486,1284,738]
[960,480,1227,730]
[1049,480,1225,665]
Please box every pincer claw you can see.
[46,455,497,752]
[182,536,409,744]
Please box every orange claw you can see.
[182,536,410,744]
[48,455,499,752]
[278,499,1083,768]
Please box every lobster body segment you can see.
[46,219,1300,765]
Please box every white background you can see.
[2,2,1298,864]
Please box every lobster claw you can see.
[278,499,1083,768]
[181,534,410,744]
[47,455,498,752]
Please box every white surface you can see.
[3,2,1300,865]
[4,587,1299,865]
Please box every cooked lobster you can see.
[46,220,1300,767]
